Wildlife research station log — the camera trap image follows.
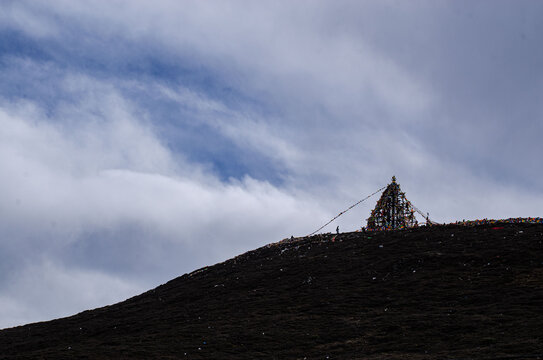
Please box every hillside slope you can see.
[1,223,542,359]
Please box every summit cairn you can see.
[366,176,418,231]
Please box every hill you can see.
[1,222,542,359]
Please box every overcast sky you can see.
[1,0,542,328]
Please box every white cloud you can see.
[0,78,329,327]
[0,260,143,329]
[6,1,433,121]
[0,82,323,245]
[0,2,59,38]
[156,85,303,167]
[1,1,542,329]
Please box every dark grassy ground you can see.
[1,222,542,359]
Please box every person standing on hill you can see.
[336,226,339,234]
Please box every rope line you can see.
[308,185,386,236]
[406,200,436,225]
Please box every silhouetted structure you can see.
[366,176,418,230]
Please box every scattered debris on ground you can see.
[1,222,542,359]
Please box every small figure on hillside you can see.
[336,226,340,235]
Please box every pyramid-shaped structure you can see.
[366,176,418,230]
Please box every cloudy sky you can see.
[1,0,542,328]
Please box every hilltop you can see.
[0,222,542,359]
